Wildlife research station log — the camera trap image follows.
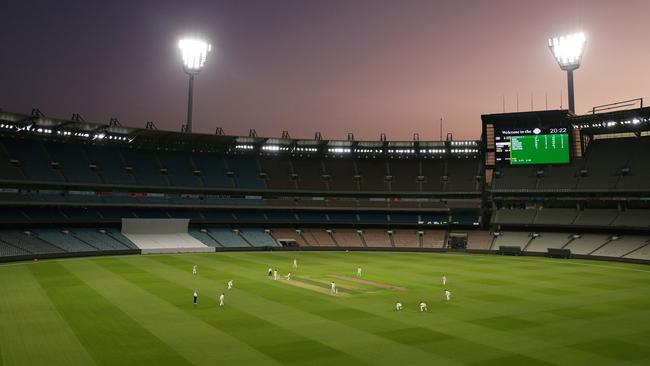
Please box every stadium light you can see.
[548,32,586,114]
[178,38,212,133]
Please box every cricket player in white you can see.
[331,281,337,294]
[420,302,428,312]
[293,259,298,268]
[219,292,225,307]
[227,280,233,290]
[192,265,197,275]
[193,289,198,305]
[442,275,447,286]
[285,272,291,280]
[273,269,279,280]
[395,301,403,311]
[445,289,451,302]
[357,267,362,277]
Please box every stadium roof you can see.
[0,110,480,156]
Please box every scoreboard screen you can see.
[495,126,570,165]
[510,133,569,164]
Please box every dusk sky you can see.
[1,0,648,140]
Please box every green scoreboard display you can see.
[510,133,570,165]
[494,126,571,165]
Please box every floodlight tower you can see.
[178,38,211,133]
[548,32,586,114]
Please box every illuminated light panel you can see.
[450,141,477,146]
[261,145,290,152]
[548,32,586,70]
[235,144,254,150]
[451,148,479,154]
[179,38,211,73]
[387,149,415,154]
[328,147,351,154]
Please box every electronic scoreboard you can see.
[495,126,570,165]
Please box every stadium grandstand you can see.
[0,103,649,263]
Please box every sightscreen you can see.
[510,133,570,165]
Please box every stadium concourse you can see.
[0,106,649,263]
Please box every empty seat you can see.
[71,229,131,251]
[577,138,633,190]
[269,228,307,246]
[525,233,571,252]
[467,231,492,250]
[591,236,648,258]
[331,229,364,247]
[362,229,391,247]
[0,142,26,180]
[421,159,445,192]
[324,158,357,191]
[240,229,277,247]
[422,230,445,248]
[192,154,233,188]
[563,234,610,255]
[573,209,618,227]
[493,231,531,249]
[533,208,578,226]
[446,158,480,192]
[208,229,250,247]
[259,156,295,190]
[388,159,421,192]
[3,139,64,182]
[121,150,168,186]
[356,159,388,191]
[188,228,222,247]
[0,230,64,254]
[492,208,536,225]
[536,162,580,190]
[291,158,326,190]
[301,229,336,246]
[611,210,650,229]
[84,146,136,185]
[44,142,100,183]
[226,156,265,189]
[158,152,202,187]
[392,230,419,248]
[33,229,98,252]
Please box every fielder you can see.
[293,259,298,268]
[420,302,428,312]
[192,265,197,275]
[219,292,225,307]
[357,267,362,277]
[445,289,451,302]
[395,301,403,311]
[331,281,337,294]
[227,280,233,290]
[442,274,447,286]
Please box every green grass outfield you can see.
[1,251,649,365]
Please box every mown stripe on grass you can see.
[186,254,529,365]
[571,338,650,362]
[64,259,281,366]
[177,253,559,365]
[29,261,191,366]
[135,254,460,366]
[0,265,96,366]
[98,257,364,366]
